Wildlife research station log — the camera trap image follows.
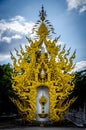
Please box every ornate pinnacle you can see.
[39,5,47,21]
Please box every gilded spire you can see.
[39,5,47,21]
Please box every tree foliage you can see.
[0,63,17,115]
[0,63,12,96]
[71,69,86,108]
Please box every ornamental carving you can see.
[10,6,76,123]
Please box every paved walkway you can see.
[0,127,85,130]
[0,118,85,130]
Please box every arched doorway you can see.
[36,86,49,122]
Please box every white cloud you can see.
[11,16,25,22]
[1,34,22,43]
[66,0,86,13]
[1,37,11,43]
[72,61,86,72]
[0,15,34,43]
[57,41,65,45]
[11,34,22,39]
[79,5,86,13]
[0,54,10,62]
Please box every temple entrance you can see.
[36,87,49,122]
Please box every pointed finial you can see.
[39,5,47,21]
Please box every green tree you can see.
[71,69,86,108]
[0,63,17,115]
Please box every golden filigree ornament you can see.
[10,5,77,123]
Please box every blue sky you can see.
[0,0,86,70]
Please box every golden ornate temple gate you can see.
[10,6,76,123]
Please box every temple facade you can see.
[10,6,76,123]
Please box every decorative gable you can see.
[10,6,76,123]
